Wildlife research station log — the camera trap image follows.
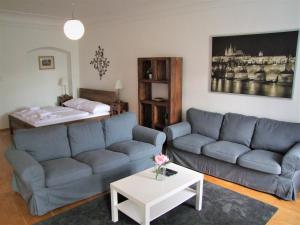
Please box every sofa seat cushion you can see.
[202,141,250,164]
[75,149,129,174]
[237,150,283,175]
[173,134,215,154]
[107,140,160,161]
[41,158,92,187]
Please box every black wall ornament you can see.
[90,45,110,80]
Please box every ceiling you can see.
[0,0,222,24]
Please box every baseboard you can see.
[0,128,10,132]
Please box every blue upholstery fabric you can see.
[5,146,45,190]
[202,141,250,164]
[108,140,160,161]
[133,125,166,146]
[187,108,223,140]
[282,143,300,178]
[103,112,137,146]
[173,134,215,154]
[238,150,283,175]
[164,122,191,141]
[6,112,166,216]
[75,149,129,174]
[68,121,105,156]
[220,113,257,147]
[252,118,300,154]
[40,158,92,187]
[13,125,71,162]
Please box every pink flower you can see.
[154,153,169,165]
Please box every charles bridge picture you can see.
[211,31,298,98]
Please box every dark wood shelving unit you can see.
[138,57,182,130]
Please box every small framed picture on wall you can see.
[38,56,55,70]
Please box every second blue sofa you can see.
[6,112,166,215]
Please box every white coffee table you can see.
[110,163,204,225]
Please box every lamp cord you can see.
[71,2,75,19]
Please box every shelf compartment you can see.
[153,105,168,130]
[117,188,196,224]
[139,103,152,128]
[155,59,169,81]
[138,82,152,101]
[138,58,153,80]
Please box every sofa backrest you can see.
[187,108,223,140]
[13,125,71,162]
[103,112,138,146]
[220,113,257,147]
[251,118,300,154]
[68,121,105,156]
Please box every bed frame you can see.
[9,88,116,134]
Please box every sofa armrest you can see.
[282,143,300,178]
[133,125,166,146]
[5,146,45,190]
[164,122,191,141]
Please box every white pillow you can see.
[63,98,88,109]
[77,101,110,114]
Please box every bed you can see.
[9,88,116,134]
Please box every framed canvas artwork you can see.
[39,56,55,70]
[211,31,298,98]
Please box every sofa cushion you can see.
[220,113,257,147]
[40,158,92,187]
[68,121,105,156]
[107,140,160,161]
[252,118,300,154]
[237,150,283,175]
[13,125,71,162]
[202,141,250,164]
[103,112,137,146]
[173,134,215,154]
[187,108,223,140]
[75,149,129,174]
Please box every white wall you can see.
[0,13,80,129]
[79,0,300,122]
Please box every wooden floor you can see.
[0,129,299,225]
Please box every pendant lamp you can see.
[64,3,84,40]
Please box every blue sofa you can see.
[6,112,166,215]
[165,108,300,200]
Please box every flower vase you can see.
[155,165,166,181]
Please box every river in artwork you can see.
[211,78,292,98]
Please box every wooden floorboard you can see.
[0,130,299,225]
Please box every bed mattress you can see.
[10,106,109,127]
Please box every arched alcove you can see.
[27,46,73,96]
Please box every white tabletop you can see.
[111,163,204,207]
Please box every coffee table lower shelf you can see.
[117,188,196,224]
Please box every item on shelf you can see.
[153,97,166,102]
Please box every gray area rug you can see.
[36,181,277,225]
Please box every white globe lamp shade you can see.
[64,19,85,40]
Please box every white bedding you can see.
[11,106,109,127]
[63,98,110,114]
